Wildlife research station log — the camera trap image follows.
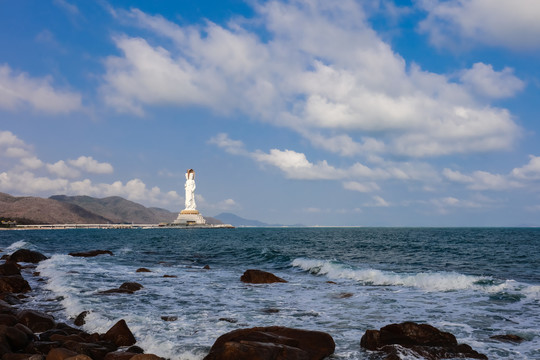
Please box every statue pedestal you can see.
[173,210,206,225]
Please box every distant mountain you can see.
[0,192,188,225]
[0,193,111,224]
[213,212,302,227]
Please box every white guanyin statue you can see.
[184,169,196,210]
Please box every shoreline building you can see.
[173,169,206,225]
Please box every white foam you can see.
[6,240,27,252]
[291,258,491,291]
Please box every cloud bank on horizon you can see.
[1,0,539,225]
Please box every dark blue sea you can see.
[1,228,539,359]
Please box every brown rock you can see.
[135,268,151,273]
[2,354,44,360]
[160,316,177,322]
[9,250,48,263]
[45,348,78,360]
[360,322,487,360]
[119,282,143,292]
[73,311,88,327]
[62,340,110,360]
[0,324,30,351]
[68,250,113,258]
[162,275,176,278]
[0,314,18,326]
[103,351,139,360]
[130,354,162,360]
[24,341,61,355]
[0,275,31,293]
[49,334,86,343]
[0,262,21,276]
[204,326,335,360]
[126,346,144,354]
[490,334,525,343]
[240,270,287,284]
[98,289,134,295]
[64,356,93,360]
[17,310,55,333]
[203,265,211,270]
[102,320,136,347]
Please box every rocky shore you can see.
[0,247,507,360]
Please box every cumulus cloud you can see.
[443,168,523,190]
[342,181,380,193]
[47,160,80,178]
[417,0,540,50]
[102,1,520,158]
[208,133,247,155]
[460,63,525,99]
[0,64,82,113]
[68,156,114,174]
[511,155,540,180]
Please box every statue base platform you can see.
[173,212,206,225]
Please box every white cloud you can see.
[20,157,44,170]
[511,155,540,180]
[460,63,525,99]
[46,160,80,178]
[68,156,114,174]
[417,0,540,50]
[443,168,523,190]
[342,181,380,193]
[102,2,520,158]
[208,133,247,155]
[365,195,390,207]
[0,64,82,113]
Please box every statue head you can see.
[186,169,195,180]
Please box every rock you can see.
[68,250,113,258]
[24,341,61,355]
[9,250,48,263]
[45,348,78,360]
[65,355,93,360]
[62,340,110,360]
[98,289,134,295]
[360,322,487,360]
[203,326,335,360]
[218,318,238,324]
[240,270,287,284]
[126,346,144,354]
[203,265,211,270]
[261,308,280,314]
[135,268,151,273]
[104,351,139,360]
[162,275,176,278]
[160,316,177,322]
[0,324,31,351]
[0,262,21,276]
[0,275,31,293]
[130,354,162,360]
[336,293,353,299]
[3,354,44,360]
[102,320,136,347]
[17,310,56,333]
[490,334,525,343]
[0,313,18,326]
[74,311,89,327]
[119,282,143,292]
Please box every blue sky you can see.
[1,0,540,226]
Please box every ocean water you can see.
[1,228,539,359]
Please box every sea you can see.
[1,227,539,359]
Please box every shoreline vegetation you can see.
[1,247,519,360]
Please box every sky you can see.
[1,0,540,226]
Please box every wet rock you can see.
[9,250,48,264]
[360,322,487,360]
[0,324,31,351]
[490,334,525,343]
[24,341,61,355]
[62,340,110,360]
[68,250,113,258]
[218,318,238,324]
[240,270,287,284]
[103,351,139,360]
[0,275,31,293]
[119,282,143,292]
[0,313,18,326]
[135,268,151,273]
[0,262,21,276]
[74,311,89,327]
[203,326,335,360]
[130,354,162,360]
[45,348,78,360]
[65,355,93,360]
[336,292,353,299]
[162,275,176,278]
[17,310,56,333]
[98,289,134,295]
[39,330,68,342]
[3,354,44,360]
[102,320,136,347]
[203,265,211,270]
[261,308,280,314]
[126,346,144,354]
[160,316,177,322]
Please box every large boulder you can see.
[17,310,56,333]
[360,322,487,360]
[102,320,136,347]
[0,262,21,276]
[240,270,287,284]
[204,326,335,360]
[68,250,113,258]
[0,276,31,293]
[9,250,48,264]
